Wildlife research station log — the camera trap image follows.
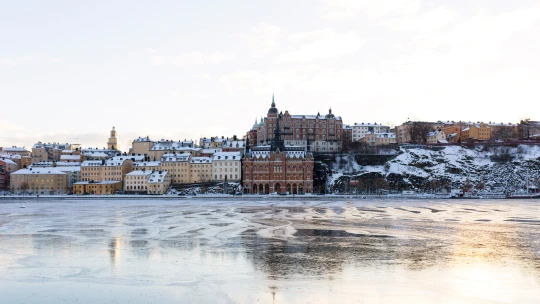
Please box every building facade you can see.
[73,181,122,195]
[147,171,170,194]
[351,123,391,142]
[253,95,343,152]
[242,118,314,194]
[358,133,397,146]
[80,156,133,186]
[189,157,212,183]
[10,168,68,194]
[212,152,242,182]
[124,170,152,193]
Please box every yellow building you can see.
[80,156,133,186]
[130,136,154,156]
[189,157,212,183]
[359,132,397,146]
[147,140,200,160]
[73,181,122,195]
[427,130,447,144]
[147,171,171,194]
[132,161,161,172]
[160,153,191,184]
[10,168,68,194]
[461,123,491,141]
[124,170,152,193]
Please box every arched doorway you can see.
[252,184,257,194]
[298,184,304,194]
[286,184,292,194]
[292,183,297,194]
[274,183,281,194]
[264,184,270,194]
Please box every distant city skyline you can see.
[2,0,539,150]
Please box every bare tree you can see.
[430,179,441,193]
[20,182,29,194]
[407,122,435,144]
[373,178,389,191]
[491,127,518,141]
[475,180,485,191]
[462,178,474,193]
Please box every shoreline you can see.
[0,194,533,201]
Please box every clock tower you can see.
[107,126,118,150]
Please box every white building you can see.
[351,123,391,142]
[212,152,241,182]
[124,170,152,193]
[427,130,447,144]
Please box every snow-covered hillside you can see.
[323,145,540,193]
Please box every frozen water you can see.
[1,199,540,303]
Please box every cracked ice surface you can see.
[1,199,540,303]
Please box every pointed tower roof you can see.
[267,93,278,115]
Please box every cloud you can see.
[151,51,235,67]
[243,22,286,58]
[0,56,35,66]
[319,0,421,21]
[277,29,364,63]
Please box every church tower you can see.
[107,126,118,150]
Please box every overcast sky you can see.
[1,0,539,151]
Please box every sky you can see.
[1,0,539,151]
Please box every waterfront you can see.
[1,199,540,303]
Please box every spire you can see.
[271,93,275,107]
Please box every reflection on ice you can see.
[0,199,540,303]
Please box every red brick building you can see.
[252,95,343,152]
[242,112,314,194]
[242,147,314,194]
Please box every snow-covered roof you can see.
[190,157,212,164]
[161,154,190,162]
[249,149,306,158]
[148,171,168,183]
[74,181,120,185]
[56,161,80,167]
[0,154,20,159]
[488,123,517,127]
[290,114,342,120]
[32,142,70,149]
[212,152,241,161]
[82,152,109,157]
[133,161,161,167]
[3,147,28,152]
[60,155,81,161]
[0,158,17,165]
[438,140,449,143]
[223,140,246,148]
[202,148,222,154]
[352,123,388,128]
[376,133,396,138]
[133,136,152,142]
[29,166,80,173]
[126,170,152,177]
[150,140,199,151]
[82,156,133,167]
[12,168,66,175]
